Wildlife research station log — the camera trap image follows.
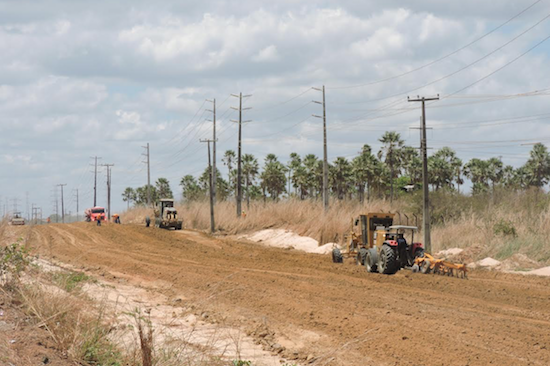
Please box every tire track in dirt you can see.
[8,223,550,366]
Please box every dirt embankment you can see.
[5,222,550,365]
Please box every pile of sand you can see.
[241,229,338,254]
[468,257,501,269]
[525,266,550,277]
[436,248,464,257]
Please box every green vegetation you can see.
[0,239,30,288]
[52,271,92,292]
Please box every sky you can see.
[2,0,550,218]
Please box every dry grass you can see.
[124,199,402,245]
[124,190,550,264]
[18,281,123,364]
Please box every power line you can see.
[335,10,550,107]
[327,0,543,90]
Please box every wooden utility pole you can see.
[57,184,67,223]
[206,99,217,204]
[142,144,151,207]
[101,164,114,220]
[231,92,252,217]
[408,95,439,253]
[74,189,79,221]
[200,139,216,233]
[313,85,329,211]
[91,156,101,207]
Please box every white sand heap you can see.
[525,266,550,277]
[468,257,501,269]
[436,248,463,257]
[241,229,338,254]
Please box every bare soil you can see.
[5,222,550,365]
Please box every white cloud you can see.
[253,45,279,62]
[0,0,549,213]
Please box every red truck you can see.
[85,207,106,222]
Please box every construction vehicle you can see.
[10,212,25,226]
[85,207,106,222]
[332,212,466,277]
[154,199,183,230]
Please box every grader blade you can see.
[414,253,467,279]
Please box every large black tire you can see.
[378,245,399,275]
[332,248,343,264]
[365,248,378,273]
[356,248,367,266]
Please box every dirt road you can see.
[6,223,550,365]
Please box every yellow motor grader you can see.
[331,212,466,277]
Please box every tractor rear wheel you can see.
[378,245,398,274]
[365,248,378,273]
[356,248,367,266]
[332,248,343,264]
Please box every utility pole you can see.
[91,156,102,207]
[200,138,216,233]
[206,99,217,204]
[142,144,151,207]
[101,164,114,220]
[313,85,329,211]
[25,192,29,221]
[74,189,79,221]
[57,184,67,223]
[52,187,59,223]
[408,95,439,254]
[231,92,252,217]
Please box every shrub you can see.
[0,239,31,287]
[493,219,517,237]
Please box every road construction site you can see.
[3,222,550,365]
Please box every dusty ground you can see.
[3,222,550,365]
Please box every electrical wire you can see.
[327,0,543,90]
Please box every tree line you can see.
[122,132,550,207]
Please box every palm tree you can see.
[525,143,550,187]
[303,154,320,198]
[156,178,173,199]
[180,175,203,201]
[260,154,287,200]
[400,146,422,185]
[288,152,301,196]
[378,131,404,202]
[464,158,490,194]
[222,150,236,194]
[487,157,503,194]
[351,144,377,203]
[330,157,352,200]
[428,147,462,191]
[121,187,136,209]
[242,154,259,209]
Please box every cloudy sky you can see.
[2,0,550,218]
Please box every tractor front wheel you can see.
[365,248,378,273]
[378,245,398,275]
[332,248,343,264]
[356,248,367,266]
